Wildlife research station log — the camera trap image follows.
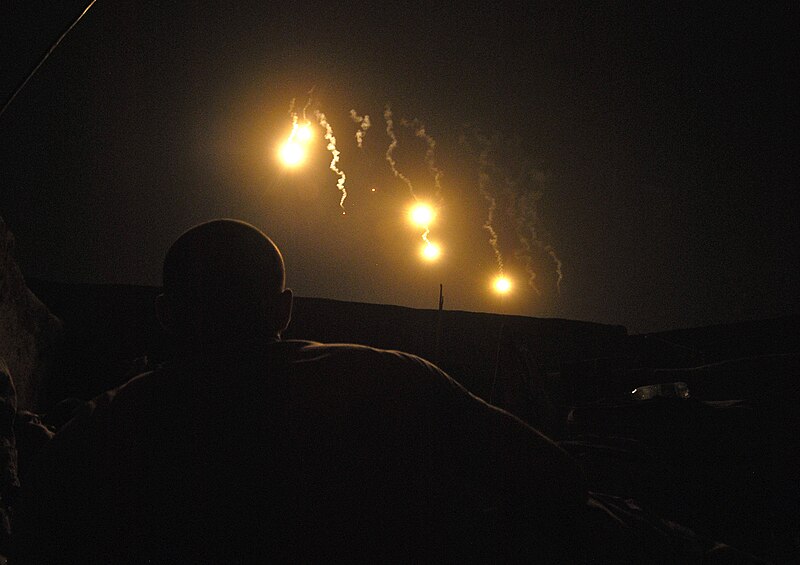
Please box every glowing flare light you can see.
[493,275,512,294]
[279,117,314,168]
[279,140,306,167]
[407,203,440,263]
[421,242,441,261]
[295,124,313,143]
[409,203,435,227]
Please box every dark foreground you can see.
[3,279,798,562]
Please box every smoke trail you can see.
[515,187,551,295]
[385,107,439,256]
[478,147,505,274]
[460,129,505,274]
[462,127,563,293]
[349,110,371,148]
[510,170,563,295]
[314,110,347,214]
[287,97,315,139]
[301,90,314,120]
[511,192,541,295]
[383,105,416,198]
[546,245,563,294]
[400,118,443,204]
[286,100,300,141]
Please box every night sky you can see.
[1,1,797,333]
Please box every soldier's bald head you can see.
[160,219,291,342]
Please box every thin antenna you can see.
[0,0,99,122]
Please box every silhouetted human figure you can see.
[12,219,588,563]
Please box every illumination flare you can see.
[493,275,512,294]
[407,202,439,261]
[461,128,563,297]
[409,203,435,227]
[279,140,305,167]
[279,112,313,168]
[386,105,440,261]
[421,241,441,261]
[295,123,313,143]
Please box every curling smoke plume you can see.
[463,128,563,295]
[349,110,371,148]
[314,110,348,214]
[400,118,444,205]
[383,105,416,198]
[478,148,505,274]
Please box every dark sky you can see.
[1,1,797,333]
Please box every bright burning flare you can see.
[421,242,441,261]
[409,203,435,227]
[279,140,305,167]
[493,275,512,294]
[296,123,313,143]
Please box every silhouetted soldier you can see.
[13,219,593,563]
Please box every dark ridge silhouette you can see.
[632,316,800,368]
[24,277,628,411]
